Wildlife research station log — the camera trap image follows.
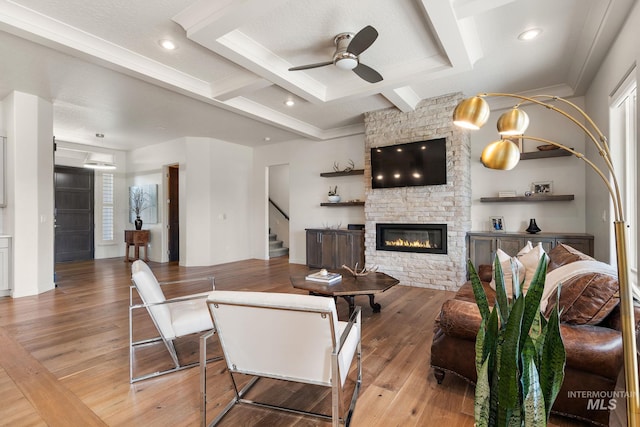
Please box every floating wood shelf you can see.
[520,150,572,160]
[320,201,365,207]
[320,169,365,177]
[480,194,575,203]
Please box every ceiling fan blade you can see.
[346,25,378,56]
[353,63,383,83]
[288,61,334,71]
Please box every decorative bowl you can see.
[327,195,341,203]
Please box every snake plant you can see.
[470,255,565,427]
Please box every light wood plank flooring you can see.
[0,257,588,426]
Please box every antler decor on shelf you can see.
[342,263,378,277]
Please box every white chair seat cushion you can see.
[168,291,215,338]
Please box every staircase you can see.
[269,231,289,258]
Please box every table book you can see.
[305,271,342,284]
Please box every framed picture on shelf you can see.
[532,181,553,194]
[490,216,505,232]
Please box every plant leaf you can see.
[522,339,546,427]
[520,256,548,351]
[493,255,510,326]
[539,285,566,422]
[469,260,491,322]
[496,293,525,426]
[475,357,491,427]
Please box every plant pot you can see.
[135,216,143,230]
[327,195,341,203]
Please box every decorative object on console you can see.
[129,185,158,227]
[498,191,516,197]
[453,92,638,424]
[490,216,504,232]
[537,144,558,151]
[526,218,542,234]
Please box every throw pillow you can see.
[547,243,594,273]
[543,270,619,325]
[517,242,549,293]
[490,248,525,298]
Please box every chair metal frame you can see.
[129,275,220,383]
[200,294,362,427]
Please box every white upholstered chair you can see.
[200,291,362,427]
[129,260,219,383]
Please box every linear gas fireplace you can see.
[376,223,447,254]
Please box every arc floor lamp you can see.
[453,93,638,426]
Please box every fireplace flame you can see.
[385,238,437,249]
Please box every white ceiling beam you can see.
[418,0,483,70]
[382,86,422,112]
[224,97,363,140]
[213,74,273,101]
[453,0,519,20]
[173,0,288,40]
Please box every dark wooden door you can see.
[168,165,179,262]
[54,166,94,262]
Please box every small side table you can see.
[124,230,149,262]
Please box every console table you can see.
[467,231,594,271]
[124,230,149,262]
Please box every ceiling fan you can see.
[288,25,383,83]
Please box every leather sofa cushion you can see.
[436,296,623,380]
[544,272,619,325]
[547,243,594,273]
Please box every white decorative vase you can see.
[328,195,341,203]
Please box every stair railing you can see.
[268,198,289,221]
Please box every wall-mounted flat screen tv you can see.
[370,138,447,189]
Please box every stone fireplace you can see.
[376,223,447,254]
[364,93,471,291]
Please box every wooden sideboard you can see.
[467,231,594,270]
[124,230,150,262]
[306,228,364,269]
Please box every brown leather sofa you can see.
[430,244,640,426]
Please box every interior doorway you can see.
[167,165,179,262]
[54,165,95,262]
[268,164,290,259]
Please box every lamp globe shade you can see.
[480,139,521,170]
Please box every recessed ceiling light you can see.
[264,137,271,142]
[284,99,295,107]
[95,133,104,138]
[159,39,177,50]
[518,28,542,41]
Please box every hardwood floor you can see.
[0,257,588,426]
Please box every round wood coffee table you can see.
[290,269,399,316]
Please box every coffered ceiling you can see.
[0,0,634,150]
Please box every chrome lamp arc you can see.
[453,93,638,426]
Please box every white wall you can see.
[127,136,253,267]
[585,1,640,262]
[470,97,587,234]
[3,91,55,297]
[252,135,366,264]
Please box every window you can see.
[102,173,114,242]
[611,71,637,292]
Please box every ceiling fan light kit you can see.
[288,25,383,83]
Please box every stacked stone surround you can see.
[364,93,471,291]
